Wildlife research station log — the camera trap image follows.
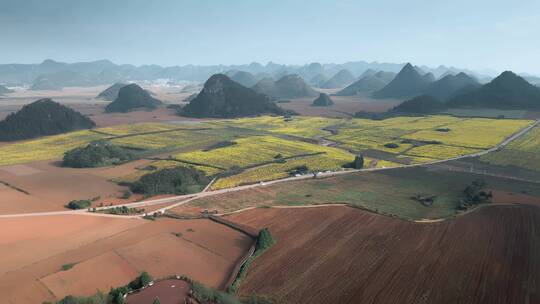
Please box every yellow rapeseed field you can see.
[174,135,355,169]
[402,118,531,149]
[481,124,540,171]
[0,130,107,166]
[404,144,482,160]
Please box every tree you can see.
[256,228,275,251]
[153,298,161,304]
[65,200,91,210]
[139,271,153,287]
[114,293,125,304]
[353,154,364,169]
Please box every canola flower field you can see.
[481,124,540,172]
[0,114,533,189]
[173,135,355,170]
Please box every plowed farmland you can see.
[225,205,540,304]
[0,216,253,304]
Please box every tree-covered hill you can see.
[447,71,540,109]
[96,83,127,101]
[312,93,334,106]
[0,99,95,141]
[182,74,285,118]
[105,83,162,113]
[373,63,434,99]
[62,141,138,168]
[252,74,318,100]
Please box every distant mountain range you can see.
[252,74,318,100]
[310,74,329,88]
[182,74,285,118]
[226,71,260,88]
[319,69,356,89]
[423,72,480,101]
[448,71,540,109]
[105,84,162,113]
[382,70,540,115]
[373,63,433,99]
[0,99,95,141]
[336,71,396,96]
[370,63,482,102]
[0,59,510,89]
[97,83,127,101]
[0,84,13,95]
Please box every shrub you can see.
[130,167,210,196]
[66,200,91,210]
[458,179,493,210]
[289,165,309,175]
[435,128,451,132]
[56,291,107,304]
[192,281,242,304]
[352,154,364,169]
[256,228,275,251]
[384,143,399,149]
[121,190,132,199]
[61,263,76,271]
[63,141,138,168]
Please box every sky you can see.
[0,0,539,75]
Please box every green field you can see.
[185,166,540,221]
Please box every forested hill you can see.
[105,84,162,113]
[182,74,285,118]
[0,99,95,141]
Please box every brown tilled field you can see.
[226,205,540,304]
[0,160,154,214]
[0,216,253,304]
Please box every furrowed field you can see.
[0,115,532,190]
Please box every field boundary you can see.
[0,180,30,195]
[223,243,256,290]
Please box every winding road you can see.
[0,119,538,219]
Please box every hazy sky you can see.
[1,0,539,74]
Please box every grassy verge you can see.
[228,228,275,294]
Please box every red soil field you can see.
[0,160,152,214]
[226,205,540,304]
[0,215,143,304]
[491,190,540,207]
[0,216,253,303]
[126,279,192,304]
[40,252,139,299]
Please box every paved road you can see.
[1,119,537,219]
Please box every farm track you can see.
[0,119,538,219]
